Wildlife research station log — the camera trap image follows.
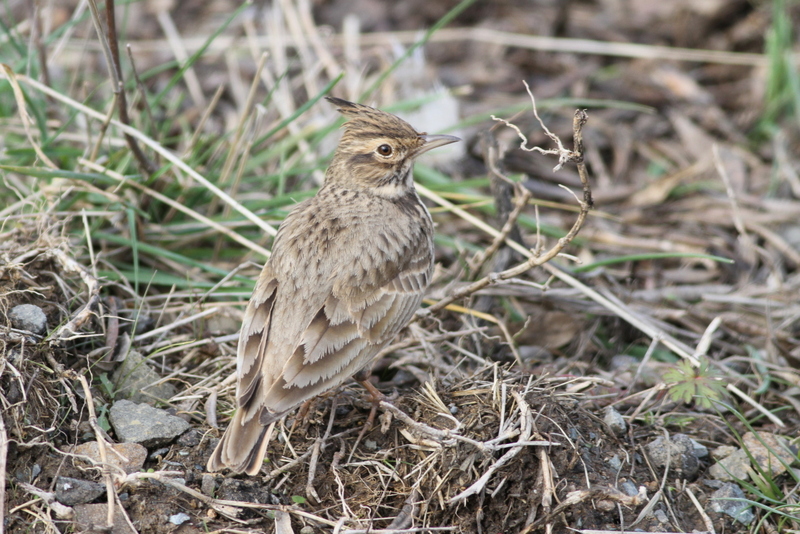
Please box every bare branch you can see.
[420,91,592,316]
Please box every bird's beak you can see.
[413,134,461,157]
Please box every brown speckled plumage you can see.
[207,97,459,475]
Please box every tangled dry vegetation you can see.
[2,0,800,533]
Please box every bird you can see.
[207,96,460,475]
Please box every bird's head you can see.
[325,97,459,197]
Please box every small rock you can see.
[74,503,137,534]
[177,429,202,447]
[169,512,191,525]
[742,431,796,478]
[73,441,147,474]
[149,447,171,459]
[708,448,750,482]
[394,369,423,387]
[131,312,156,336]
[645,433,700,478]
[109,400,190,447]
[14,463,41,483]
[596,499,615,512]
[780,224,800,250]
[603,406,626,436]
[620,481,639,497]
[201,474,216,497]
[55,476,105,506]
[112,350,177,403]
[653,508,669,524]
[712,444,737,460]
[607,454,622,471]
[690,438,709,458]
[9,304,47,334]
[609,354,639,371]
[710,482,754,525]
[217,478,274,504]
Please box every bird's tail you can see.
[206,409,274,476]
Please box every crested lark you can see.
[207,97,459,475]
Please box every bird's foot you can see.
[287,398,314,436]
[348,377,396,461]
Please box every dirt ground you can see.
[2,0,800,533]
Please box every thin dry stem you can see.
[420,100,591,316]
[48,248,101,344]
[86,0,155,174]
[449,390,534,504]
[468,187,532,274]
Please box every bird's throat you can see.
[373,165,415,198]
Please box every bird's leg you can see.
[354,367,386,429]
[355,367,386,398]
[348,368,392,461]
[287,398,314,435]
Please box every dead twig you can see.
[468,186,532,274]
[17,482,74,520]
[449,390,534,504]
[66,370,117,529]
[468,131,528,278]
[685,486,716,534]
[306,397,338,502]
[420,84,591,316]
[48,248,101,344]
[86,0,156,174]
[120,470,339,527]
[524,486,646,533]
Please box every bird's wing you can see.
[234,268,279,421]
[236,242,431,424]
[282,252,431,386]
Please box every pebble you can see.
[201,474,216,497]
[74,504,136,534]
[603,406,626,436]
[73,441,147,474]
[710,483,754,525]
[645,433,700,478]
[620,481,639,497]
[742,431,796,477]
[708,448,749,482]
[109,399,190,447]
[55,476,105,506]
[9,304,47,334]
[111,350,177,403]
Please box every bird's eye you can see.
[376,144,393,157]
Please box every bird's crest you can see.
[325,96,421,143]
